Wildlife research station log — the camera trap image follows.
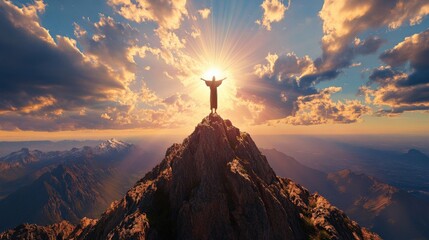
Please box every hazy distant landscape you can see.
[4,133,427,193]
[2,134,428,194]
[254,135,429,195]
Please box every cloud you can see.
[190,26,201,38]
[155,27,186,50]
[261,0,427,88]
[318,0,428,72]
[0,0,187,131]
[74,15,160,89]
[362,30,429,114]
[105,0,192,89]
[255,53,316,81]
[0,1,124,116]
[380,30,429,87]
[107,0,188,29]
[238,52,319,123]
[240,55,370,124]
[74,15,141,73]
[153,27,202,86]
[238,0,428,124]
[197,8,211,19]
[280,87,371,125]
[257,0,289,31]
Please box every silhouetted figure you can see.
[201,76,226,113]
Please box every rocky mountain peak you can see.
[0,114,380,240]
[76,114,379,240]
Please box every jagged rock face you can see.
[80,114,378,240]
[0,114,379,240]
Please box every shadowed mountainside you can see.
[0,139,138,231]
[0,114,379,240]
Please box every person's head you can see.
[212,76,215,81]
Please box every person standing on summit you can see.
[201,76,226,113]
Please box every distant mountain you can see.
[0,140,103,157]
[0,147,67,173]
[0,114,379,239]
[262,148,429,240]
[262,136,429,194]
[0,148,66,200]
[402,149,429,162]
[0,139,135,231]
[0,148,42,168]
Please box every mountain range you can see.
[0,139,144,231]
[0,114,379,239]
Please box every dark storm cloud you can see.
[0,1,123,115]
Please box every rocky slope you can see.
[0,114,379,239]
[262,148,429,240]
[326,170,429,240]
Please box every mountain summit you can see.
[0,114,379,240]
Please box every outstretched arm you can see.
[218,77,227,81]
[200,78,209,81]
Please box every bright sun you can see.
[202,67,226,80]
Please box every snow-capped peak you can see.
[96,138,131,152]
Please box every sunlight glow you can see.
[202,67,224,80]
[147,1,270,125]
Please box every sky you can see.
[0,0,429,140]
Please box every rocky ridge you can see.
[0,114,379,240]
